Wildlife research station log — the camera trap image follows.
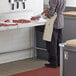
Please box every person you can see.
[44,0,66,68]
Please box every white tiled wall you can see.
[0,0,43,14]
[44,0,49,5]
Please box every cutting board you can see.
[63,11,76,17]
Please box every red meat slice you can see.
[4,20,10,22]
[0,23,8,26]
[31,17,40,21]
[13,20,18,23]
[6,24,18,26]
[13,19,31,23]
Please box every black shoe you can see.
[58,63,60,67]
[45,63,57,68]
[58,61,60,67]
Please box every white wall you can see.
[44,0,49,5]
[0,0,43,15]
[0,0,43,21]
[66,0,76,7]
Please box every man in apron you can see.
[45,0,66,68]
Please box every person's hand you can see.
[45,13,51,18]
[41,8,49,15]
[41,8,51,18]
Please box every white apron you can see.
[43,14,57,42]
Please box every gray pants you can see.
[46,28,62,66]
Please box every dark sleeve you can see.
[48,0,57,17]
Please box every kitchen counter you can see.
[1,11,76,31]
[0,18,46,31]
[63,11,76,17]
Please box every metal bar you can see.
[35,47,47,51]
[59,43,65,76]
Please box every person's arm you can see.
[46,0,57,18]
[41,8,49,15]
